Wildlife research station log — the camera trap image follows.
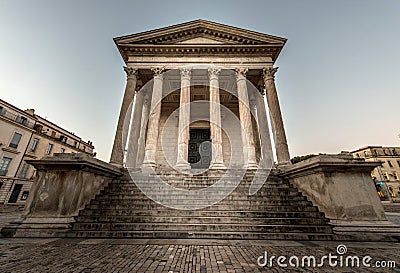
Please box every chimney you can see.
[25,109,35,115]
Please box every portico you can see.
[110,20,291,170]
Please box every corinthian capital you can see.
[180,67,192,81]
[124,66,138,79]
[235,68,248,81]
[263,67,278,81]
[208,67,221,80]
[151,66,165,78]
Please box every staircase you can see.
[68,170,333,240]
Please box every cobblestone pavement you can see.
[0,238,399,272]
[1,206,400,272]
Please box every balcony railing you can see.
[0,109,35,129]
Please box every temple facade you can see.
[109,20,291,171]
[6,20,395,241]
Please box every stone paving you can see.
[1,206,400,272]
[0,238,400,272]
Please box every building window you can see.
[0,157,12,176]
[372,150,377,156]
[394,172,400,181]
[389,186,397,198]
[16,115,28,125]
[364,151,369,157]
[61,148,65,153]
[393,149,398,156]
[371,171,376,180]
[30,138,39,152]
[34,124,43,133]
[73,141,77,148]
[356,153,360,158]
[0,181,3,189]
[45,143,53,155]
[388,161,394,168]
[60,136,67,143]
[383,172,389,180]
[20,191,29,200]
[398,160,400,167]
[0,106,6,115]
[9,132,22,148]
[18,162,30,178]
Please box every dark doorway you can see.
[8,184,22,203]
[188,129,211,168]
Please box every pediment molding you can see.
[114,20,286,46]
[114,20,286,62]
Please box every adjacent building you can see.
[351,146,400,202]
[0,99,95,205]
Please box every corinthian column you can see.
[255,86,274,169]
[263,67,290,165]
[208,67,226,169]
[126,89,144,169]
[175,68,192,170]
[142,67,164,169]
[136,95,150,167]
[236,68,258,169]
[110,66,138,166]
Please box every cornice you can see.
[119,44,282,63]
[114,20,286,64]
[114,20,286,45]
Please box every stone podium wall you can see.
[10,153,122,237]
[282,155,385,221]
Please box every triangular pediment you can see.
[114,19,286,46]
[177,37,224,44]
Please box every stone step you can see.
[98,189,304,197]
[88,199,313,207]
[71,222,332,233]
[106,182,292,188]
[69,230,333,240]
[84,203,320,212]
[70,173,332,240]
[93,194,308,201]
[74,215,329,225]
[78,209,327,219]
[104,185,293,192]
[110,178,284,186]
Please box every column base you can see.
[175,162,191,170]
[210,162,227,169]
[141,160,157,172]
[109,161,123,168]
[245,162,259,170]
[276,161,291,168]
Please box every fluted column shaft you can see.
[110,66,137,166]
[175,68,192,169]
[136,96,150,167]
[126,90,144,168]
[263,67,290,165]
[142,67,164,169]
[255,90,274,169]
[208,68,226,169]
[236,68,258,169]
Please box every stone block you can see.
[3,153,123,237]
[282,154,400,240]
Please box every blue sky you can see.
[1,0,399,161]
